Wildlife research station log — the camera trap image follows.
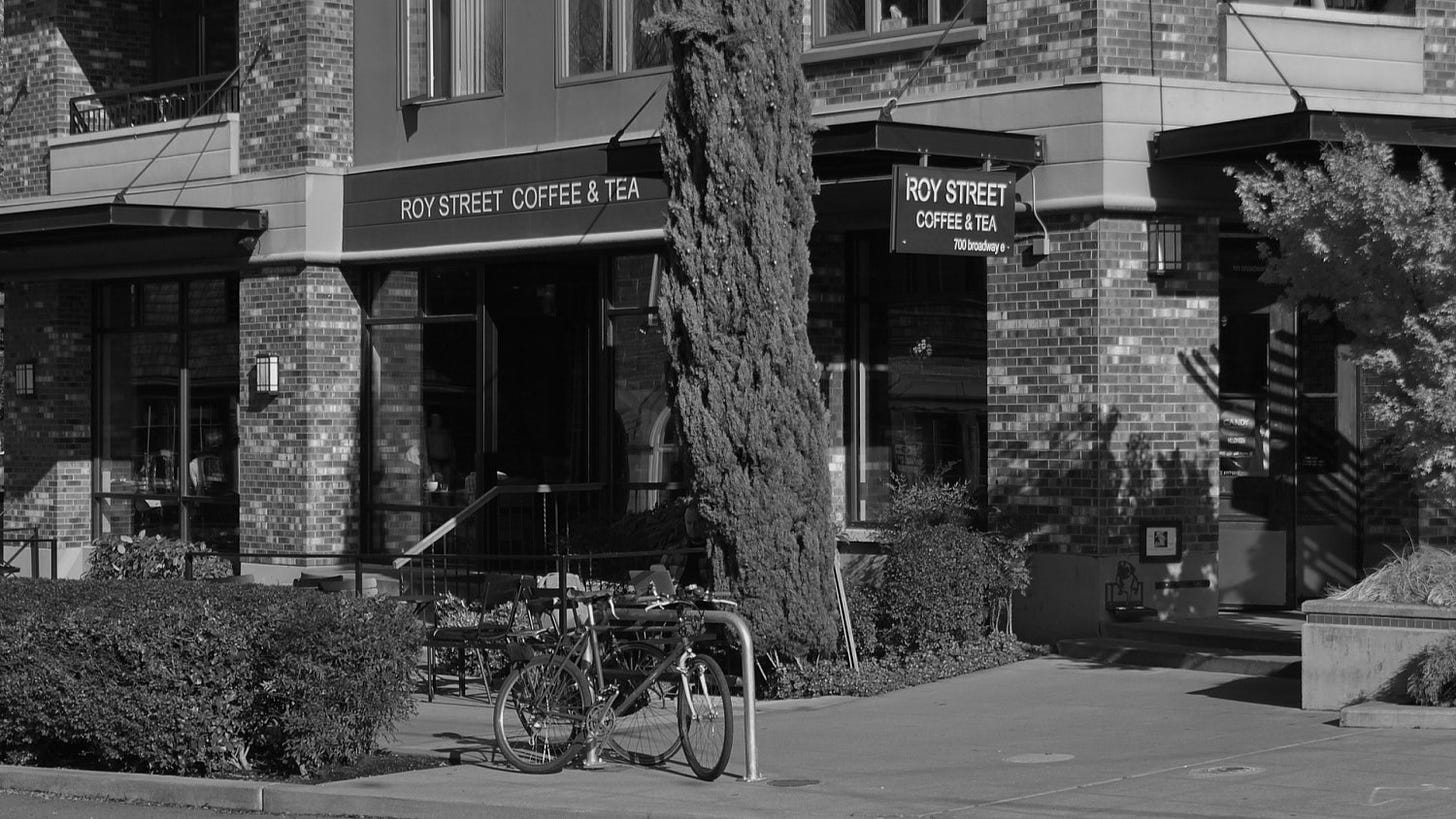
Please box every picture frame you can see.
[1140,521,1182,563]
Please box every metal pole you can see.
[611,607,761,781]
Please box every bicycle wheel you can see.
[493,654,591,774]
[677,653,733,781]
[601,641,681,766]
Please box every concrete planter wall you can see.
[1302,598,1456,710]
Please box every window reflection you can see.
[96,277,239,551]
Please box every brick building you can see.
[1,1,1452,642]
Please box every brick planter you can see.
[1302,598,1456,711]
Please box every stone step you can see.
[1101,617,1301,656]
[1056,637,1301,678]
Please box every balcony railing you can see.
[69,72,239,135]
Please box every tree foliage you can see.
[649,0,840,657]
[1231,133,1456,505]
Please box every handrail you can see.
[390,481,606,570]
[2,526,59,579]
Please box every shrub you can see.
[872,474,1030,653]
[86,532,233,581]
[0,579,421,777]
[1408,633,1456,707]
[1327,545,1456,607]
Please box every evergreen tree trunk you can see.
[652,0,840,657]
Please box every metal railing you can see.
[2,525,59,579]
[69,72,239,135]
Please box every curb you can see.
[0,764,524,819]
[1341,701,1456,729]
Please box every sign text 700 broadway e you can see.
[890,165,1016,257]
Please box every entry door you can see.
[481,261,599,489]
[1218,238,1295,609]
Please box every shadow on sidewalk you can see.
[1187,675,1301,709]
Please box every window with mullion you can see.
[562,0,668,79]
[401,0,503,102]
[818,0,984,42]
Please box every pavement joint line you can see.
[913,731,1363,817]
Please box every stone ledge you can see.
[1341,702,1456,730]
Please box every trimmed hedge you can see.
[0,579,421,777]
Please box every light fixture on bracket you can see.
[14,361,35,397]
[254,352,280,395]
[1148,219,1184,277]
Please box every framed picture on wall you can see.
[1140,521,1182,563]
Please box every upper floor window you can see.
[402,0,503,102]
[562,0,669,79]
[817,0,986,43]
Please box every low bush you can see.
[755,474,1040,700]
[1408,633,1456,707]
[762,633,1045,699]
[87,532,233,581]
[0,579,421,777]
[871,474,1030,653]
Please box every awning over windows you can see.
[1152,109,1456,165]
[812,119,1044,179]
[0,202,267,279]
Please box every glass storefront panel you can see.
[843,233,988,523]
[609,254,685,514]
[96,277,239,548]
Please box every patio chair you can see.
[422,573,537,700]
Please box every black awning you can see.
[813,119,1044,177]
[0,202,268,279]
[606,119,1045,180]
[1152,109,1456,165]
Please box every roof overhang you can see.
[0,202,268,280]
[606,119,1044,180]
[812,119,1044,179]
[1152,109,1456,165]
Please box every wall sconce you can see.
[254,352,280,394]
[14,361,34,397]
[1148,219,1184,277]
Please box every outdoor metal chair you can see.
[421,573,538,700]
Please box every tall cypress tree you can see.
[650,0,840,657]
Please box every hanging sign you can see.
[890,165,1016,257]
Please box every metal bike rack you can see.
[610,607,761,782]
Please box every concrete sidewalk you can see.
[5,656,1456,818]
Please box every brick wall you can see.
[238,265,361,556]
[1422,0,1456,93]
[987,214,1219,558]
[237,0,353,172]
[804,0,1220,107]
[2,281,94,549]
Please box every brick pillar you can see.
[238,265,361,557]
[3,281,93,555]
[992,214,1220,637]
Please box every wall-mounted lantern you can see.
[1148,219,1184,277]
[254,352,280,395]
[14,362,34,397]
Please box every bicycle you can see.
[492,586,736,780]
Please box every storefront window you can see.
[840,233,988,523]
[95,277,239,551]
[608,254,686,514]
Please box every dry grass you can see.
[1328,546,1456,607]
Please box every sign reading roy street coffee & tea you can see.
[890,165,1016,257]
